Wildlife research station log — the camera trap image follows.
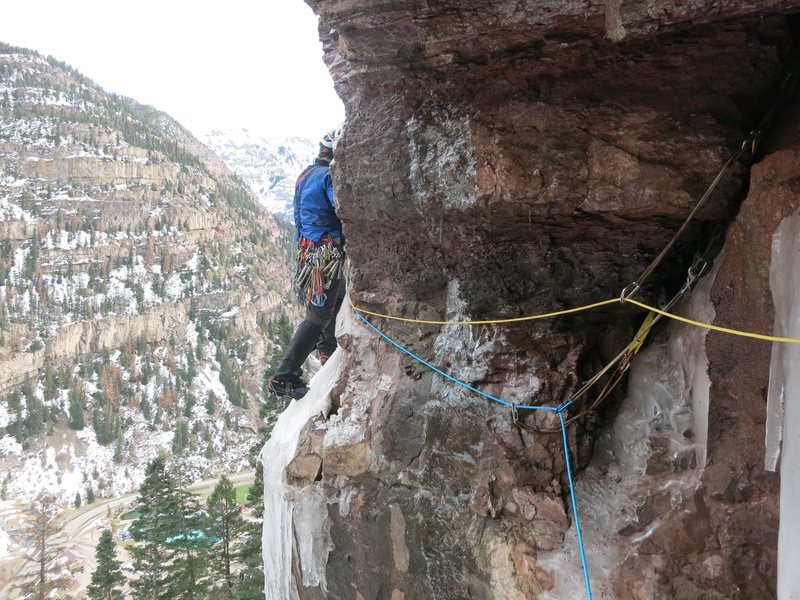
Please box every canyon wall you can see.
[0,48,292,505]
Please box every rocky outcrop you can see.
[0,301,189,393]
[0,287,285,394]
[262,2,800,599]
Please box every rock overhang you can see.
[261,1,800,598]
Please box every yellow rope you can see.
[350,297,619,326]
[625,299,800,344]
[350,294,800,344]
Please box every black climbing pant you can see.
[275,274,345,383]
[316,282,346,356]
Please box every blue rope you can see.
[354,309,593,599]
[355,310,558,412]
[558,411,593,599]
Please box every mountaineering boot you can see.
[267,376,309,400]
[273,319,324,387]
[318,351,330,366]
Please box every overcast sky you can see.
[0,0,344,142]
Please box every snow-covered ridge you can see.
[203,129,316,218]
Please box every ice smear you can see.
[540,260,720,599]
[767,214,800,600]
[613,260,718,473]
[260,346,340,600]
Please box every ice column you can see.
[768,214,800,600]
[260,350,339,600]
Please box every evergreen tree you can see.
[12,377,47,441]
[129,457,174,600]
[58,366,72,389]
[183,393,196,418]
[92,395,114,445]
[113,430,124,464]
[205,392,216,415]
[184,351,197,384]
[141,396,152,420]
[23,395,46,440]
[87,529,124,600]
[168,466,210,599]
[235,471,264,600]
[217,349,244,408]
[173,420,189,454]
[207,476,241,596]
[130,459,210,600]
[245,473,263,515]
[195,334,206,360]
[6,390,22,439]
[68,385,85,430]
[43,365,57,401]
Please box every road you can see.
[0,470,256,599]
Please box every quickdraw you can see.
[293,236,344,307]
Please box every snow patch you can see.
[0,526,14,560]
[0,195,36,223]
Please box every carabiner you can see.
[620,282,640,303]
[311,293,327,307]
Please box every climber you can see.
[268,129,346,399]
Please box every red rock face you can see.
[281,2,800,598]
[611,101,800,600]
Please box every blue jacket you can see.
[293,162,342,243]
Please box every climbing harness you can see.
[293,235,344,307]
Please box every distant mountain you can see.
[203,129,316,219]
[0,42,295,511]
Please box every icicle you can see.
[767,214,800,600]
[260,349,339,600]
[765,217,798,471]
[680,258,719,471]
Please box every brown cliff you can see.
[262,2,800,598]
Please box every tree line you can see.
[88,458,265,600]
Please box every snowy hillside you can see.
[203,129,316,218]
[0,45,296,510]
